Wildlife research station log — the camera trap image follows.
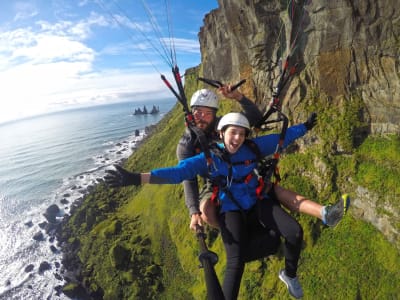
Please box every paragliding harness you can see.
[207,141,264,205]
[197,64,293,225]
[205,129,287,227]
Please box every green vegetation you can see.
[354,134,400,205]
[61,73,400,299]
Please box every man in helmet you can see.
[176,86,264,230]
[177,86,349,231]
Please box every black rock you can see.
[33,231,45,241]
[24,220,34,227]
[38,221,47,229]
[50,245,58,253]
[25,264,35,273]
[54,273,63,281]
[43,204,60,223]
[55,284,63,296]
[39,261,51,274]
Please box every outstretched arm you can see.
[104,154,209,187]
[254,113,317,156]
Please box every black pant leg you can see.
[257,197,303,277]
[218,211,246,300]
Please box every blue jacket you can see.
[151,124,307,213]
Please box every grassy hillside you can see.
[61,74,400,299]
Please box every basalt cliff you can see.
[200,0,399,134]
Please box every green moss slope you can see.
[61,74,400,299]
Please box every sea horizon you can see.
[0,98,175,128]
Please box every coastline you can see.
[0,117,170,300]
[0,102,171,299]
[52,113,174,298]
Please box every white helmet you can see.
[190,89,219,109]
[217,112,250,131]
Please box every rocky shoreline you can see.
[14,124,159,299]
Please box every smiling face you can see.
[192,106,216,130]
[221,125,246,154]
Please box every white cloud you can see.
[0,10,110,123]
[0,1,203,124]
[11,33,94,64]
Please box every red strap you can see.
[255,178,265,200]
[244,173,253,184]
[210,185,219,205]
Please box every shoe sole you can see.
[342,194,351,214]
[279,272,291,294]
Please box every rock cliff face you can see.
[199,0,400,134]
[198,0,399,247]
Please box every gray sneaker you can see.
[279,269,303,299]
[324,194,350,227]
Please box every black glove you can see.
[104,165,141,187]
[304,112,317,131]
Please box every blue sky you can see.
[0,0,218,124]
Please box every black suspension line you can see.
[139,0,175,67]
[163,0,177,66]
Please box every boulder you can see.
[39,261,51,274]
[44,204,60,223]
[33,231,45,241]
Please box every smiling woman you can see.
[0,0,218,124]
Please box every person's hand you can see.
[217,84,243,101]
[304,112,317,131]
[104,165,141,187]
[190,213,203,231]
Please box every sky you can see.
[0,0,218,124]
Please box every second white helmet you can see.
[190,89,219,109]
[217,112,250,131]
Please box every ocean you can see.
[0,99,176,299]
